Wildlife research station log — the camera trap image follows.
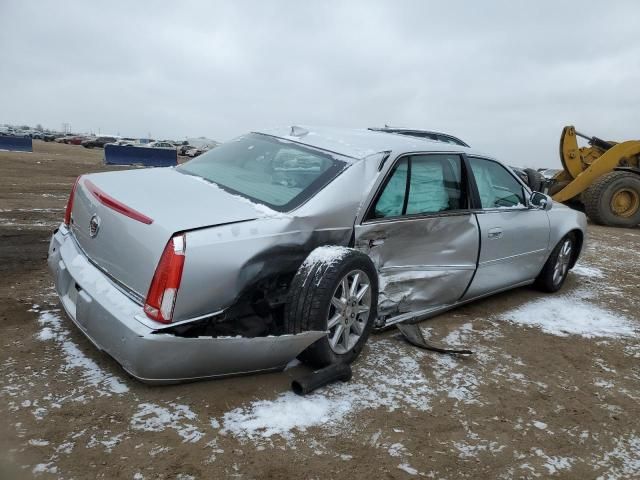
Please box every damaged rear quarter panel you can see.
[172,160,374,322]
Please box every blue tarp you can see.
[0,135,33,152]
[104,144,177,167]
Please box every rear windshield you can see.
[177,133,347,212]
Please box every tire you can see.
[284,247,378,368]
[534,234,575,293]
[524,168,543,192]
[583,171,640,227]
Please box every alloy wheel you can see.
[327,269,372,354]
[553,239,573,286]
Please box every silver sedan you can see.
[48,126,587,383]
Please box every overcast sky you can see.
[1,1,639,167]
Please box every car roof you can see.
[255,126,474,161]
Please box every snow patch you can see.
[36,309,129,394]
[221,392,348,440]
[302,245,353,268]
[32,462,58,474]
[595,434,640,479]
[217,339,432,441]
[500,294,636,339]
[533,448,574,475]
[131,403,204,443]
[398,463,418,475]
[572,264,604,278]
[28,439,50,446]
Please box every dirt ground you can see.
[1,141,639,479]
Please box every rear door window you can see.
[369,154,466,220]
[406,155,464,214]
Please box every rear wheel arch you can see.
[284,246,379,367]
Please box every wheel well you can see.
[568,229,583,268]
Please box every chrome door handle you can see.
[487,228,503,239]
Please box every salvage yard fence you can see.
[104,144,178,167]
[0,135,33,152]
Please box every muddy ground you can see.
[1,141,639,479]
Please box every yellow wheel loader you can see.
[548,126,640,227]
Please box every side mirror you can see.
[530,191,552,211]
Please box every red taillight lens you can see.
[63,176,82,226]
[144,234,186,324]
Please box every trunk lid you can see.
[70,167,266,297]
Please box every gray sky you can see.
[1,1,639,168]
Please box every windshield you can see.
[177,133,347,211]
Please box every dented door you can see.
[354,154,479,317]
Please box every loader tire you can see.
[583,171,640,227]
[524,168,543,192]
[284,247,378,368]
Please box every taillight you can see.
[63,176,82,226]
[144,234,186,324]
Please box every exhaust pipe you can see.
[291,363,352,396]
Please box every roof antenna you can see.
[290,126,309,137]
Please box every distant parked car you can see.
[82,136,117,149]
[185,146,212,158]
[106,138,139,147]
[66,136,86,145]
[147,141,176,149]
[177,144,195,156]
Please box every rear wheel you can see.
[583,171,640,227]
[534,234,575,293]
[284,248,378,368]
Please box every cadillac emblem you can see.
[89,214,101,238]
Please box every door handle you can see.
[487,227,503,239]
[368,238,385,248]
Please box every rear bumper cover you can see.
[47,224,324,384]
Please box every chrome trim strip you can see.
[479,248,547,267]
[380,264,476,272]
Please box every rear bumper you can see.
[48,224,324,384]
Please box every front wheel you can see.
[284,247,378,368]
[534,234,575,293]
